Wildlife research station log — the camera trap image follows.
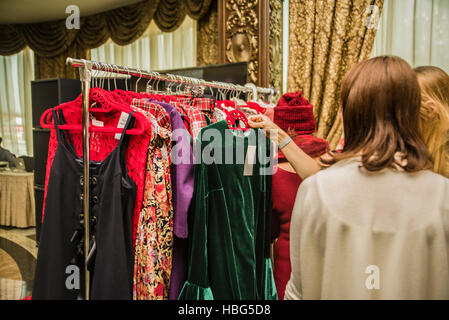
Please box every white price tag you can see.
[161,144,168,161]
[244,145,257,176]
[115,112,129,140]
[92,119,104,127]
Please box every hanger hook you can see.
[192,78,196,98]
[214,83,219,100]
[106,63,112,91]
[112,64,119,90]
[135,67,142,92]
[95,62,101,88]
[90,62,94,88]
[224,83,229,99]
[107,64,112,91]
[184,76,189,95]
[207,81,214,97]
[96,62,101,88]
[176,75,182,94]
[171,74,177,94]
[106,63,111,91]
[100,63,105,89]
[146,72,153,93]
[165,75,171,94]
[245,83,258,101]
[215,82,222,100]
[91,62,97,88]
[104,63,110,90]
[123,66,129,91]
[168,75,176,94]
[153,72,161,93]
[190,77,195,96]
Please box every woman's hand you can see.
[248,114,322,179]
[248,115,285,142]
[248,114,290,145]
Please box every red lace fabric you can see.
[42,89,152,246]
[42,90,214,243]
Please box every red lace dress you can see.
[41,89,152,247]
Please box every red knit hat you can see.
[277,91,311,107]
[275,91,316,135]
[275,91,329,162]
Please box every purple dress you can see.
[152,101,194,300]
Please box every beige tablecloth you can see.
[0,171,35,228]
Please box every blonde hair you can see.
[415,66,449,178]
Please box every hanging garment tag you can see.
[161,144,168,161]
[92,118,104,127]
[115,112,129,140]
[150,118,159,135]
[221,103,234,112]
[244,145,257,176]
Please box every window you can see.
[373,0,449,73]
[0,48,34,156]
[90,16,197,72]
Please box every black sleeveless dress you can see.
[32,108,137,300]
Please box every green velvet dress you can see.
[178,120,278,300]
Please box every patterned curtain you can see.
[287,0,384,148]
[0,0,213,80]
[196,0,219,66]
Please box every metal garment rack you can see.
[65,57,278,300]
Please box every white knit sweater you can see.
[285,158,449,300]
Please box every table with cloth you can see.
[0,170,35,228]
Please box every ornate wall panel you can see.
[218,0,270,87]
[269,0,283,96]
[197,0,219,66]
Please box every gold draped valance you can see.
[0,0,212,56]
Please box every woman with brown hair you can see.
[251,56,449,299]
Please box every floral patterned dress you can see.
[133,104,174,300]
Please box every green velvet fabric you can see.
[178,120,277,300]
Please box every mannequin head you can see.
[415,66,449,178]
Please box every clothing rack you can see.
[66,57,278,96]
[65,57,279,300]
